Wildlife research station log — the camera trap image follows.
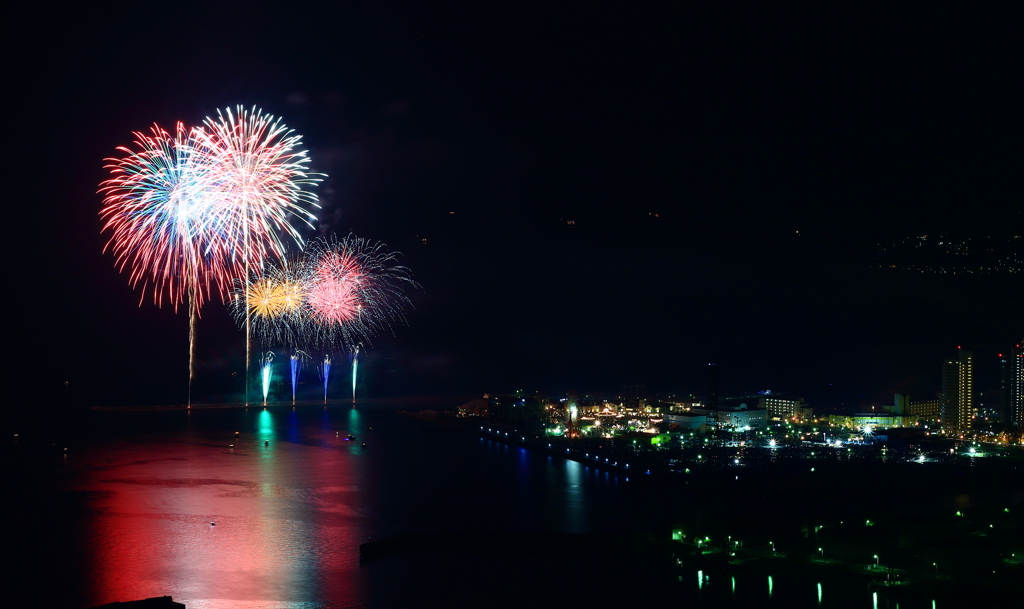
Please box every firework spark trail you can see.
[321,354,332,402]
[351,345,360,401]
[261,351,275,404]
[306,250,365,329]
[290,350,308,403]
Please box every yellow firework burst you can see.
[247,277,305,318]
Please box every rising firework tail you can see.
[351,345,360,401]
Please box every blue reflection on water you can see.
[564,459,585,533]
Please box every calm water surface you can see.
[28,404,636,608]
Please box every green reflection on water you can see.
[348,406,361,432]
[258,409,276,439]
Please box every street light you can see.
[874,554,879,568]
[819,547,824,559]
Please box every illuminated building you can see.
[668,400,703,413]
[664,413,708,431]
[941,348,974,434]
[1000,343,1023,426]
[692,400,767,431]
[760,395,810,421]
[830,413,916,430]
[883,394,937,421]
[907,399,940,421]
[565,389,581,438]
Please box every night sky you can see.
[9,2,1021,412]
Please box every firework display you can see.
[100,107,418,404]
[232,258,308,347]
[196,106,321,275]
[303,234,417,349]
[100,107,324,404]
[231,234,418,353]
[100,107,322,311]
[99,122,217,310]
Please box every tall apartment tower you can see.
[1001,342,1023,427]
[941,348,974,434]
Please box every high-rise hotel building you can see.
[941,348,974,434]
[1000,342,1023,427]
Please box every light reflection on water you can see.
[67,405,629,608]
[73,407,377,608]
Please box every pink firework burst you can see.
[306,250,366,325]
[297,234,419,351]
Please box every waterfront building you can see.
[941,348,974,434]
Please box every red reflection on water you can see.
[74,410,368,608]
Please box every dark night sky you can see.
[8,2,1021,411]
